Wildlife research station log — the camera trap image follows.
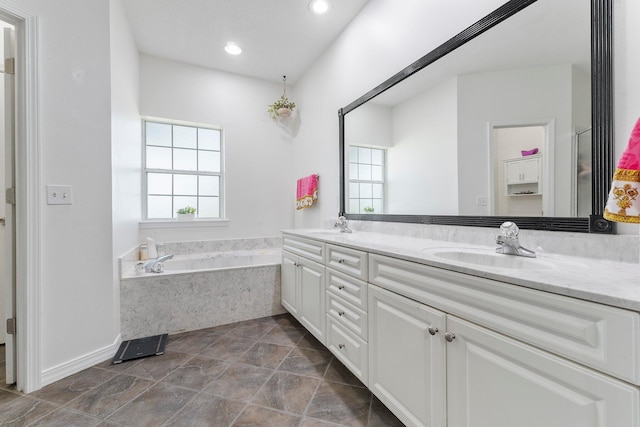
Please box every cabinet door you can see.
[505,160,523,184]
[520,157,539,182]
[298,257,326,343]
[506,158,539,184]
[368,284,446,427]
[281,251,298,316]
[447,316,639,427]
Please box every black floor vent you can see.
[112,334,168,364]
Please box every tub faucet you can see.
[335,216,352,233]
[143,254,174,273]
[495,221,536,258]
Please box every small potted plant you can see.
[363,206,375,213]
[176,206,196,220]
[267,94,296,120]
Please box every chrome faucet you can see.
[335,216,352,233]
[143,254,174,273]
[495,221,536,258]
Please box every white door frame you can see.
[487,118,555,217]
[0,1,40,393]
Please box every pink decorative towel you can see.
[296,174,318,210]
[604,117,640,223]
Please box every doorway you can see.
[0,4,39,393]
[0,20,16,387]
[489,120,554,217]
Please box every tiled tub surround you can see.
[120,237,282,277]
[120,238,286,340]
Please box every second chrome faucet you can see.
[495,221,536,258]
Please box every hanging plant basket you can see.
[277,107,292,118]
[268,76,296,121]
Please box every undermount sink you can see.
[424,248,555,270]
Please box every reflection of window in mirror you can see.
[348,146,385,214]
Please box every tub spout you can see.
[144,254,174,273]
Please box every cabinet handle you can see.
[338,285,345,290]
[338,344,345,349]
[444,332,456,342]
[337,258,346,264]
[338,311,345,317]
[427,326,438,336]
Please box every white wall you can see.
[110,0,140,339]
[20,0,116,376]
[388,77,458,214]
[138,55,295,242]
[345,103,392,148]
[292,0,512,227]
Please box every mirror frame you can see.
[339,0,614,234]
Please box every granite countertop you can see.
[282,229,640,312]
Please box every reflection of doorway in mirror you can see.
[492,126,545,216]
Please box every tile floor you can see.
[0,314,405,426]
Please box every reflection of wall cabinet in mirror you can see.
[504,155,542,196]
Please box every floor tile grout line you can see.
[227,343,297,425]
[365,389,374,427]
[99,351,206,425]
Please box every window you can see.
[144,120,224,219]
[348,146,385,214]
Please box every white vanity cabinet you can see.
[447,315,639,427]
[281,232,640,427]
[368,284,446,427]
[281,235,326,343]
[368,253,640,427]
[325,244,369,385]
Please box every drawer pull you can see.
[445,332,456,342]
[337,258,346,264]
[338,285,345,290]
[338,311,345,317]
[338,343,345,349]
[428,326,439,336]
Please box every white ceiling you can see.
[122,0,370,84]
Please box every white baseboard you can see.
[40,334,122,388]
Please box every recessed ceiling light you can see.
[309,0,330,15]
[224,42,242,55]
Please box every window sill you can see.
[139,219,230,229]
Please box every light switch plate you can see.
[47,185,73,205]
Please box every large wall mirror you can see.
[339,0,614,233]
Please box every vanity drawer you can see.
[326,244,368,281]
[326,317,368,385]
[326,268,367,310]
[327,291,367,340]
[369,253,640,385]
[282,235,325,263]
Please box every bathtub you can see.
[119,239,285,340]
[155,249,281,275]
